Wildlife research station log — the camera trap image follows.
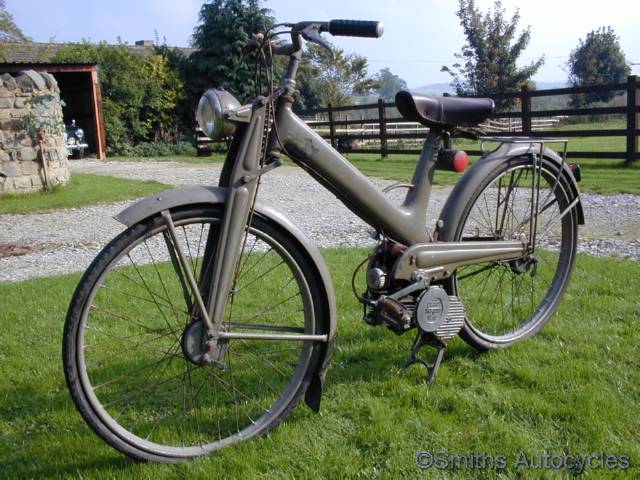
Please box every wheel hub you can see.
[509,256,538,275]
[181,320,228,367]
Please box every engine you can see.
[361,239,466,344]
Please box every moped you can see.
[63,19,583,462]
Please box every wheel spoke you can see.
[455,162,574,342]
[69,209,317,457]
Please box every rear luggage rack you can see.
[479,136,568,161]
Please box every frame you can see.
[187,98,531,343]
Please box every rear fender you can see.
[437,142,584,242]
[114,186,337,412]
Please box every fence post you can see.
[626,75,638,164]
[378,98,388,158]
[520,84,531,135]
[327,103,337,149]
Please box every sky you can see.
[7,0,640,88]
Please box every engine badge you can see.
[416,287,449,332]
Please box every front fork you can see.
[198,99,267,359]
[161,99,325,365]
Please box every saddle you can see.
[395,90,494,129]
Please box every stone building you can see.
[0,70,69,194]
[1,40,195,160]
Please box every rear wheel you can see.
[63,206,325,461]
[447,156,578,350]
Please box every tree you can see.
[441,0,544,108]
[54,43,147,146]
[567,27,630,107]
[375,68,407,101]
[297,43,379,108]
[140,53,185,143]
[0,0,27,42]
[187,0,275,104]
[152,43,191,140]
[295,59,323,111]
[0,0,30,61]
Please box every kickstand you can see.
[404,333,446,384]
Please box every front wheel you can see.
[63,206,326,462]
[444,156,578,350]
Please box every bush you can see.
[108,141,196,157]
[53,42,187,145]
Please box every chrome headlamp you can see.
[75,128,84,140]
[196,88,241,140]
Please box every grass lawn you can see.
[105,120,640,196]
[108,153,226,165]
[83,117,640,198]
[114,145,638,196]
[0,174,167,215]
[346,153,640,196]
[345,119,640,195]
[1,249,638,479]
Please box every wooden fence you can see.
[297,75,640,163]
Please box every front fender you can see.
[114,186,337,412]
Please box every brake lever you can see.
[299,23,334,59]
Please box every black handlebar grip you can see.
[328,20,384,38]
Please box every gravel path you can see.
[1,159,638,283]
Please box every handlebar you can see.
[326,20,384,38]
[264,19,384,89]
[290,19,384,40]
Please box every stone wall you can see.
[0,70,69,195]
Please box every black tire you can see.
[443,156,578,351]
[73,147,84,160]
[63,206,325,462]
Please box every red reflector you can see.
[568,162,581,182]
[453,151,469,172]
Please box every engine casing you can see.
[415,286,466,343]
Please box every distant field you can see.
[108,153,226,164]
[344,120,638,195]
[101,120,638,196]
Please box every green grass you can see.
[0,174,167,215]
[342,119,640,195]
[1,250,639,479]
[346,153,640,196]
[106,120,639,196]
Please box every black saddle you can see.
[395,90,494,129]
